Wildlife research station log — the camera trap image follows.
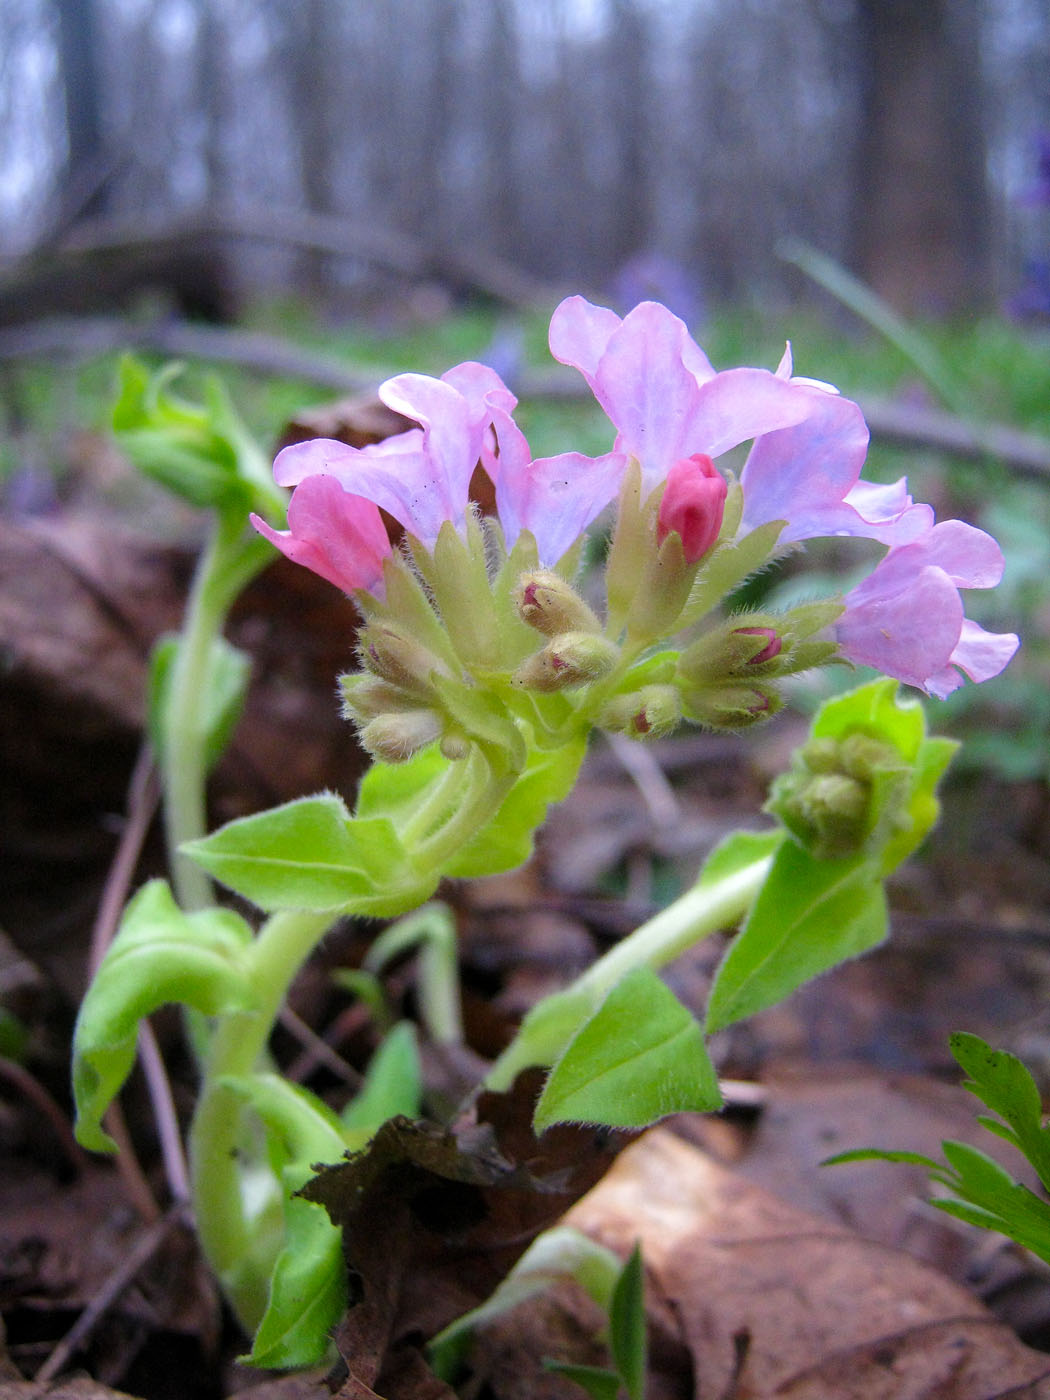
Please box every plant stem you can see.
[412,746,516,871]
[162,517,272,911]
[486,854,772,1090]
[188,906,334,1328]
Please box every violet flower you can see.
[836,520,1019,697]
[271,362,514,550]
[550,296,817,497]
[740,345,932,546]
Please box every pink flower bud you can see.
[732,626,782,665]
[657,454,727,564]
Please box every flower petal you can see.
[250,474,391,597]
[837,564,964,689]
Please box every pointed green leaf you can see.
[697,827,783,888]
[542,1362,621,1400]
[220,1072,346,1169]
[949,1033,1050,1190]
[705,842,887,1032]
[341,1023,423,1146]
[182,794,429,915]
[609,1243,647,1400]
[534,967,721,1132]
[246,1184,346,1369]
[73,881,258,1151]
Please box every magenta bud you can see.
[732,626,782,665]
[657,454,727,564]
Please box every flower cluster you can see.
[251,297,1017,760]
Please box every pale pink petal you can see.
[929,618,1021,698]
[250,475,391,597]
[549,295,624,385]
[693,367,817,461]
[837,564,964,689]
[488,405,626,564]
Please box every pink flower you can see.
[250,474,391,596]
[272,362,515,549]
[549,296,818,497]
[657,454,727,563]
[739,367,931,546]
[836,520,1019,697]
[481,402,627,566]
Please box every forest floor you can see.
[4,411,1050,1400]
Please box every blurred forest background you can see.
[1,0,1049,324]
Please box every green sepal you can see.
[534,967,721,1132]
[445,735,587,879]
[72,880,258,1152]
[430,672,528,770]
[704,841,887,1032]
[677,519,787,630]
[182,794,431,916]
[148,632,251,772]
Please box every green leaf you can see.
[949,1032,1050,1190]
[356,744,449,825]
[341,1022,423,1146]
[220,1072,346,1170]
[705,842,887,1032]
[609,1243,647,1400]
[247,1180,346,1369]
[428,1226,622,1382]
[542,1362,622,1400]
[697,827,783,888]
[113,357,285,521]
[148,632,251,773]
[73,881,258,1151]
[534,967,721,1132]
[182,794,430,915]
[446,735,587,878]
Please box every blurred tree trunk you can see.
[850,0,991,314]
[53,0,109,226]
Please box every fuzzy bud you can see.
[657,454,727,564]
[770,731,904,859]
[358,623,447,697]
[599,685,682,739]
[682,681,782,729]
[359,709,443,763]
[679,618,785,685]
[515,571,601,637]
[339,673,416,724]
[514,631,620,692]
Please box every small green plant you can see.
[70,296,1018,1371]
[828,1034,1050,1266]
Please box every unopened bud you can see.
[683,681,782,729]
[600,685,682,739]
[359,709,443,763]
[514,631,620,692]
[515,571,601,636]
[339,673,414,724]
[358,623,447,696]
[770,730,904,859]
[732,626,782,666]
[657,454,727,564]
[679,618,785,684]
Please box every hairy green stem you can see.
[162,518,273,910]
[486,854,772,1090]
[188,907,335,1328]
